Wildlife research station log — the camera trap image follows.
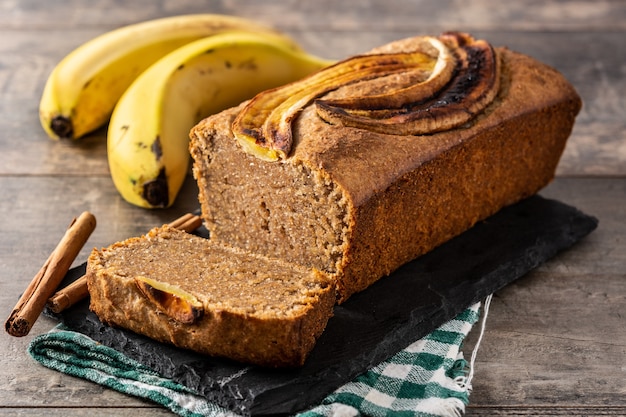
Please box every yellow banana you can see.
[39,14,291,140]
[107,31,332,209]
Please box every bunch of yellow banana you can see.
[39,14,332,208]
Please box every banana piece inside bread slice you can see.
[86,225,336,367]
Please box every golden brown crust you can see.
[86,226,335,367]
[319,48,582,297]
[190,36,581,302]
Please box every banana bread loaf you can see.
[86,225,335,367]
[189,33,582,302]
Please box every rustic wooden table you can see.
[1,1,624,416]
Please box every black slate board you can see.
[46,195,598,416]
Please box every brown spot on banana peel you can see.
[142,168,169,208]
[315,33,501,136]
[134,276,204,324]
[151,135,163,160]
[237,58,258,71]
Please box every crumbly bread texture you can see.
[86,225,335,367]
[190,37,582,302]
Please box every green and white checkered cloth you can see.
[28,302,484,417]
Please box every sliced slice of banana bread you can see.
[86,225,335,367]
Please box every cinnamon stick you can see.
[168,212,195,230]
[46,213,202,314]
[5,211,97,336]
[175,214,203,233]
[46,274,90,314]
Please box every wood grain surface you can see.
[1,0,624,415]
